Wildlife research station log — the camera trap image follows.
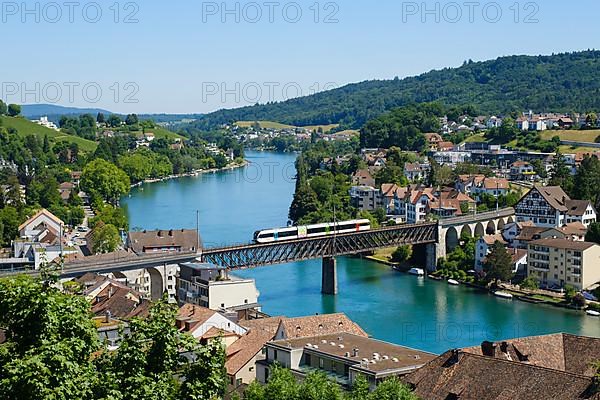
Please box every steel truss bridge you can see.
[201,222,438,269]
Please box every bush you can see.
[520,277,539,290]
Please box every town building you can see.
[471,177,509,199]
[405,334,600,400]
[257,333,436,390]
[515,186,597,228]
[403,163,430,182]
[474,234,506,272]
[178,262,260,315]
[127,229,199,254]
[509,161,537,181]
[349,186,384,212]
[351,169,376,188]
[527,238,600,290]
[176,303,247,347]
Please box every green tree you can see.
[484,241,514,283]
[368,377,419,400]
[573,155,600,208]
[0,100,7,115]
[586,222,600,244]
[520,277,539,290]
[289,185,319,224]
[81,159,130,205]
[7,104,21,117]
[0,275,100,400]
[97,112,105,124]
[91,222,121,254]
[548,152,574,195]
[0,206,20,246]
[107,114,122,128]
[125,113,139,126]
[392,245,412,263]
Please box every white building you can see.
[515,187,597,228]
[178,263,260,313]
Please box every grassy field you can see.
[302,124,339,133]
[1,116,98,153]
[463,133,487,143]
[142,126,186,141]
[334,129,360,136]
[541,129,600,143]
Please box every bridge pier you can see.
[321,257,338,295]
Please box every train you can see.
[253,219,372,244]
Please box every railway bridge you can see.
[0,208,515,295]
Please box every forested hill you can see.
[189,51,600,130]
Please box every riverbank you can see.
[365,252,600,315]
[130,160,249,188]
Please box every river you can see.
[122,151,600,354]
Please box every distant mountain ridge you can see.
[186,50,600,131]
[21,104,114,118]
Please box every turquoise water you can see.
[122,151,600,354]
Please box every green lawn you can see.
[464,133,487,143]
[1,116,98,153]
[141,126,186,141]
[302,124,339,133]
[541,129,600,143]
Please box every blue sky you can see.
[0,0,599,114]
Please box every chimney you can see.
[481,341,497,357]
[169,229,173,237]
[105,310,111,323]
[353,348,359,357]
[158,230,163,237]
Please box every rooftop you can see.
[271,333,436,374]
[279,313,368,339]
[530,238,597,251]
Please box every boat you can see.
[408,268,425,276]
[447,279,460,286]
[586,310,600,317]
[494,291,514,300]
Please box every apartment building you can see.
[527,238,600,290]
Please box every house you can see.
[509,161,537,181]
[564,199,597,227]
[127,229,199,254]
[380,184,400,213]
[424,133,443,150]
[474,234,507,272]
[437,141,455,152]
[487,116,502,129]
[273,313,368,341]
[178,262,260,316]
[428,190,476,219]
[405,334,600,400]
[527,238,600,290]
[58,182,75,202]
[540,222,587,242]
[351,169,376,188]
[257,332,436,390]
[349,186,384,212]
[403,163,430,182]
[558,117,574,129]
[18,208,64,241]
[472,177,510,198]
[405,187,436,223]
[516,116,529,131]
[513,225,548,249]
[455,175,485,195]
[176,303,247,346]
[501,221,535,245]
[515,186,596,228]
[227,317,283,388]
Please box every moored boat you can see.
[586,310,600,317]
[447,279,460,286]
[494,291,514,300]
[408,268,425,276]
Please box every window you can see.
[319,359,324,369]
